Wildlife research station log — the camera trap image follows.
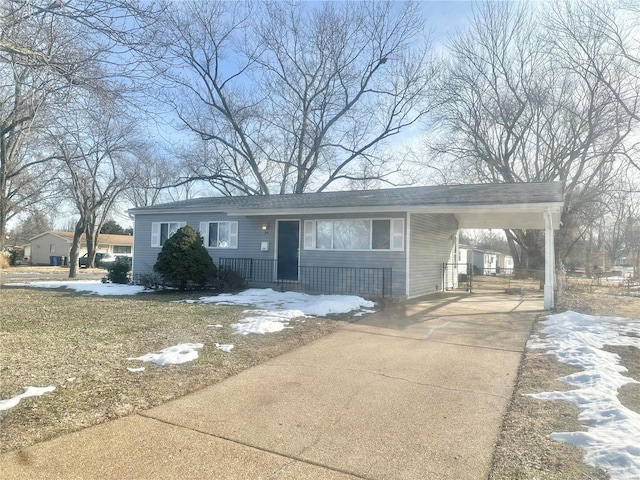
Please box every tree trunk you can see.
[68,220,85,278]
[85,226,96,268]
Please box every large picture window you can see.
[199,221,238,249]
[151,222,186,247]
[304,218,404,251]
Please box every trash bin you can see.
[62,256,68,266]
[50,256,58,266]
[57,256,64,266]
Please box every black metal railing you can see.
[219,258,392,298]
[443,262,473,292]
[218,258,276,283]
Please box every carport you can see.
[406,183,563,309]
[462,205,560,309]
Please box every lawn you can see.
[490,290,640,479]
[0,286,344,453]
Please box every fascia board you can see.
[129,202,564,218]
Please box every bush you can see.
[154,225,216,290]
[105,259,131,284]
[134,272,163,289]
[215,266,247,292]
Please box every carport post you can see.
[544,208,555,310]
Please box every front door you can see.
[277,220,299,281]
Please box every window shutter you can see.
[199,222,209,247]
[229,222,238,248]
[303,220,315,249]
[151,223,160,247]
[391,219,404,250]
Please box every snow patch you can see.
[128,343,204,366]
[527,310,640,479]
[192,288,375,317]
[5,280,145,296]
[215,343,234,352]
[0,386,56,412]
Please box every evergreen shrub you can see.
[153,225,216,290]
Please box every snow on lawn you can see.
[128,343,204,366]
[5,280,146,296]
[215,343,234,352]
[192,288,375,316]
[188,288,375,335]
[527,310,640,479]
[0,386,56,412]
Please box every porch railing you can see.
[219,257,392,298]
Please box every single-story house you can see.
[129,182,563,308]
[29,231,133,265]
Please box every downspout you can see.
[544,208,555,310]
[405,212,411,298]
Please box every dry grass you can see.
[0,286,344,453]
[490,290,640,480]
[0,254,9,269]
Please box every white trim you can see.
[151,221,186,247]
[202,221,239,249]
[131,202,564,217]
[151,222,160,247]
[405,212,411,297]
[303,220,315,249]
[544,208,556,310]
[303,218,404,252]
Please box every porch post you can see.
[544,208,555,310]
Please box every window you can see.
[303,218,404,251]
[199,221,238,249]
[113,245,132,254]
[151,222,186,247]
[372,219,391,249]
[49,244,56,253]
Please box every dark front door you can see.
[277,220,299,281]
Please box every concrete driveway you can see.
[0,293,542,479]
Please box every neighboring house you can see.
[129,182,563,308]
[29,231,133,265]
[498,253,514,273]
[459,246,514,275]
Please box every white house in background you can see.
[129,182,563,308]
[458,245,514,275]
[499,253,515,272]
[29,231,133,265]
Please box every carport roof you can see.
[129,182,564,230]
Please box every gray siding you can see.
[132,213,280,278]
[299,212,406,296]
[408,213,458,298]
[132,212,407,296]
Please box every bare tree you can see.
[145,0,437,196]
[123,151,177,208]
[48,97,141,277]
[429,1,637,272]
[0,0,157,247]
[553,2,640,136]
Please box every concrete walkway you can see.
[1,293,543,479]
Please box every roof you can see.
[129,182,563,213]
[128,182,564,230]
[30,231,133,246]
